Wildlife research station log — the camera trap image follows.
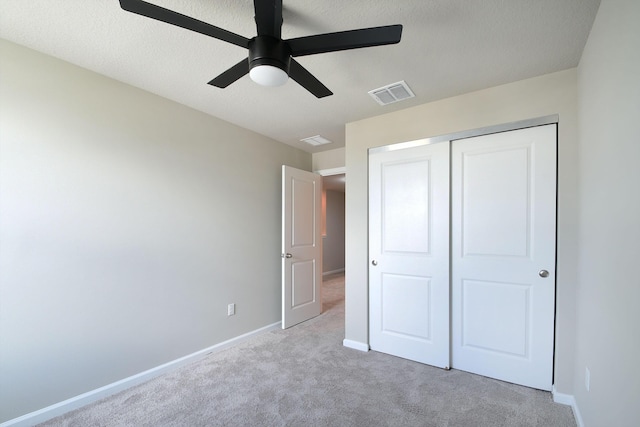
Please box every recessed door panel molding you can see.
[369,141,450,368]
[291,178,316,248]
[291,260,316,308]
[452,124,557,390]
[382,159,431,255]
[282,166,322,329]
[461,279,531,358]
[461,145,532,258]
[381,273,432,341]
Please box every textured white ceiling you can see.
[0,0,600,153]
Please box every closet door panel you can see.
[451,125,557,391]
[369,142,450,368]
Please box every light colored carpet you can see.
[38,273,576,426]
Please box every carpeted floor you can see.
[38,273,576,426]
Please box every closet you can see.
[368,123,556,390]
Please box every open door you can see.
[281,165,322,329]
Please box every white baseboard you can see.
[323,268,345,276]
[552,385,584,427]
[1,322,281,427]
[343,339,369,352]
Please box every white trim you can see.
[552,385,584,427]
[1,322,282,427]
[343,339,370,352]
[315,167,346,177]
[323,268,345,276]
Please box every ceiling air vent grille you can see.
[300,135,332,146]
[368,81,415,106]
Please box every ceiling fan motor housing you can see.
[248,36,292,74]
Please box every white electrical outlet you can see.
[227,303,235,316]
[585,367,590,391]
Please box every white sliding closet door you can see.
[368,124,557,389]
[451,125,557,390]
[369,142,450,367]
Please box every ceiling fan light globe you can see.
[250,65,289,87]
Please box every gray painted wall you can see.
[0,40,310,422]
[574,0,640,425]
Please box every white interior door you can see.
[369,142,450,367]
[282,165,322,329]
[451,125,557,390]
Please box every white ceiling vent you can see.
[368,81,415,106]
[300,135,333,146]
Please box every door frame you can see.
[366,114,559,379]
[368,115,558,157]
[315,167,346,277]
[315,168,347,226]
[315,167,346,177]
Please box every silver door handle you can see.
[539,270,549,278]
[371,260,378,266]
[282,253,293,258]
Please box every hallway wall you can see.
[323,190,345,274]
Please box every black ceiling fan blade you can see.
[288,24,402,57]
[207,59,249,88]
[253,0,283,38]
[288,59,332,98]
[119,0,250,49]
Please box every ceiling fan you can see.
[118,0,403,98]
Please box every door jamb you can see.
[315,167,346,176]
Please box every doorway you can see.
[321,173,345,277]
[320,170,346,321]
